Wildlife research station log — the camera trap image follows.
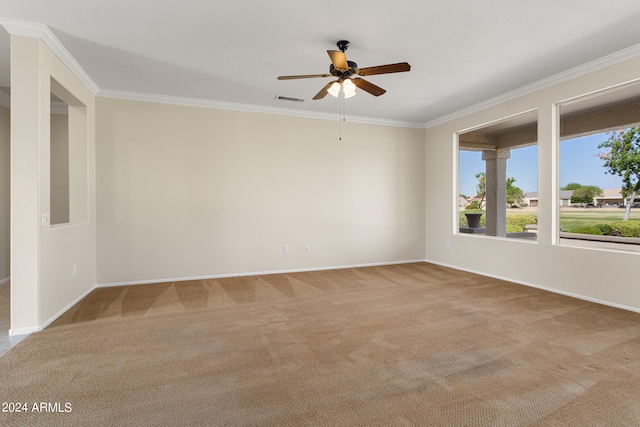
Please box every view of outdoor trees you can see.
[598,127,640,221]
[464,174,525,209]
[459,127,640,241]
[506,178,525,208]
[561,182,603,205]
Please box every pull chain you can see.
[339,94,345,141]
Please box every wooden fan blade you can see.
[356,62,411,76]
[313,80,338,100]
[353,78,386,96]
[278,74,331,80]
[327,50,349,71]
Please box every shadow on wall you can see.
[53,29,279,106]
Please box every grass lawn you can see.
[505,208,640,232]
[558,209,640,231]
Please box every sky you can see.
[459,132,624,197]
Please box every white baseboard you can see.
[14,258,638,336]
[11,260,427,336]
[96,259,428,288]
[0,277,9,286]
[40,284,99,331]
[425,259,640,314]
[9,284,98,337]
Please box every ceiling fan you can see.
[277,40,411,100]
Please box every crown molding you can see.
[0,15,420,128]
[97,89,425,129]
[4,16,639,130]
[424,42,640,129]
[0,17,99,96]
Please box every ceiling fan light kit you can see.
[342,78,356,98]
[328,81,341,97]
[277,40,410,100]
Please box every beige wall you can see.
[0,106,8,280]
[425,56,640,311]
[96,99,425,284]
[10,35,96,334]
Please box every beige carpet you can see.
[1,262,640,426]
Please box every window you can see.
[458,110,538,241]
[558,80,640,249]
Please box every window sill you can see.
[560,232,640,252]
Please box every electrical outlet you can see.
[305,244,311,252]
[446,241,451,249]
[72,265,77,276]
[41,213,50,226]
[283,245,289,254]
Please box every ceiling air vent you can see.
[275,95,305,103]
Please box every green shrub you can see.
[608,221,640,238]
[506,224,523,233]
[569,226,604,235]
[459,210,486,227]
[505,214,537,232]
[466,201,480,210]
[595,223,612,235]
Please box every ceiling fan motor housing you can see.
[329,61,358,78]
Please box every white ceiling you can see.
[1,0,640,125]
